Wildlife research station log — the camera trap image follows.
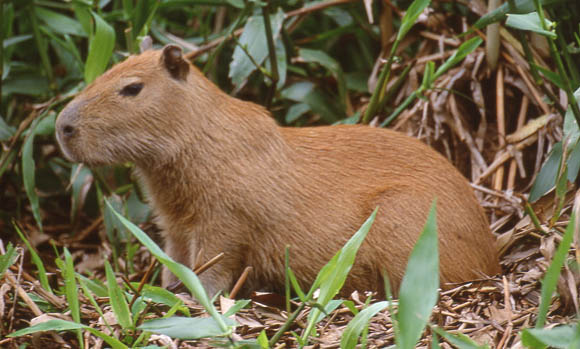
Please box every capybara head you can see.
[55,45,212,166]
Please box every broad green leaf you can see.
[14,224,51,293]
[529,141,562,202]
[567,141,580,183]
[397,201,439,349]
[0,116,16,141]
[397,0,431,41]
[229,8,284,87]
[105,260,133,329]
[77,275,108,298]
[264,37,287,89]
[506,12,556,38]
[341,301,389,349]
[536,215,575,328]
[563,88,580,148]
[22,117,42,231]
[105,200,230,335]
[85,11,115,84]
[0,243,17,278]
[433,37,483,80]
[139,316,236,340]
[473,0,565,30]
[281,82,314,101]
[7,319,127,349]
[299,48,346,107]
[35,7,87,37]
[285,103,310,124]
[431,326,488,349]
[522,325,580,348]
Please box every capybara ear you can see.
[160,44,189,80]
[140,36,153,53]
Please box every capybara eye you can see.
[120,82,144,97]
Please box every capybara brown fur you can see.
[56,45,500,297]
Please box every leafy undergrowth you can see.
[2,0,580,348]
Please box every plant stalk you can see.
[262,0,279,109]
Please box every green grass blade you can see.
[340,301,389,349]
[433,37,483,80]
[63,249,81,323]
[84,11,115,84]
[139,316,236,340]
[63,248,83,348]
[13,223,51,293]
[396,200,439,349]
[397,0,431,41]
[301,208,377,343]
[22,117,42,231]
[7,319,128,349]
[0,243,18,278]
[104,260,133,329]
[432,326,489,348]
[535,214,575,328]
[105,199,230,335]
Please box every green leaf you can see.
[257,330,269,348]
[35,7,87,37]
[0,243,18,278]
[0,115,16,141]
[7,319,128,349]
[506,12,556,38]
[397,0,431,41]
[22,117,42,231]
[77,274,108,298]
[105,199,230,335]
[285,103,311,124]
[132,0,160,39]
[223,299,251,317]
[229,8,284,87]
[536,215,576,328]
[522,325,580,348]
[433,37,483,80]
[14,224,51,293]
[264,37,287,89]
[431,326,489,349]
[105,260,133,329]
[532,63,565,90]
[397,201,439,349]
[139,316,236,340]
[341,301,389,349]
[63,249,81,323]
[529,141,562,202]
[473,0,565,30]
[1,75,50,97]
[299,48,346,108]
[302,209,377,342]
[85,11,115,84]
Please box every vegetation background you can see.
[1,0,580,347]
